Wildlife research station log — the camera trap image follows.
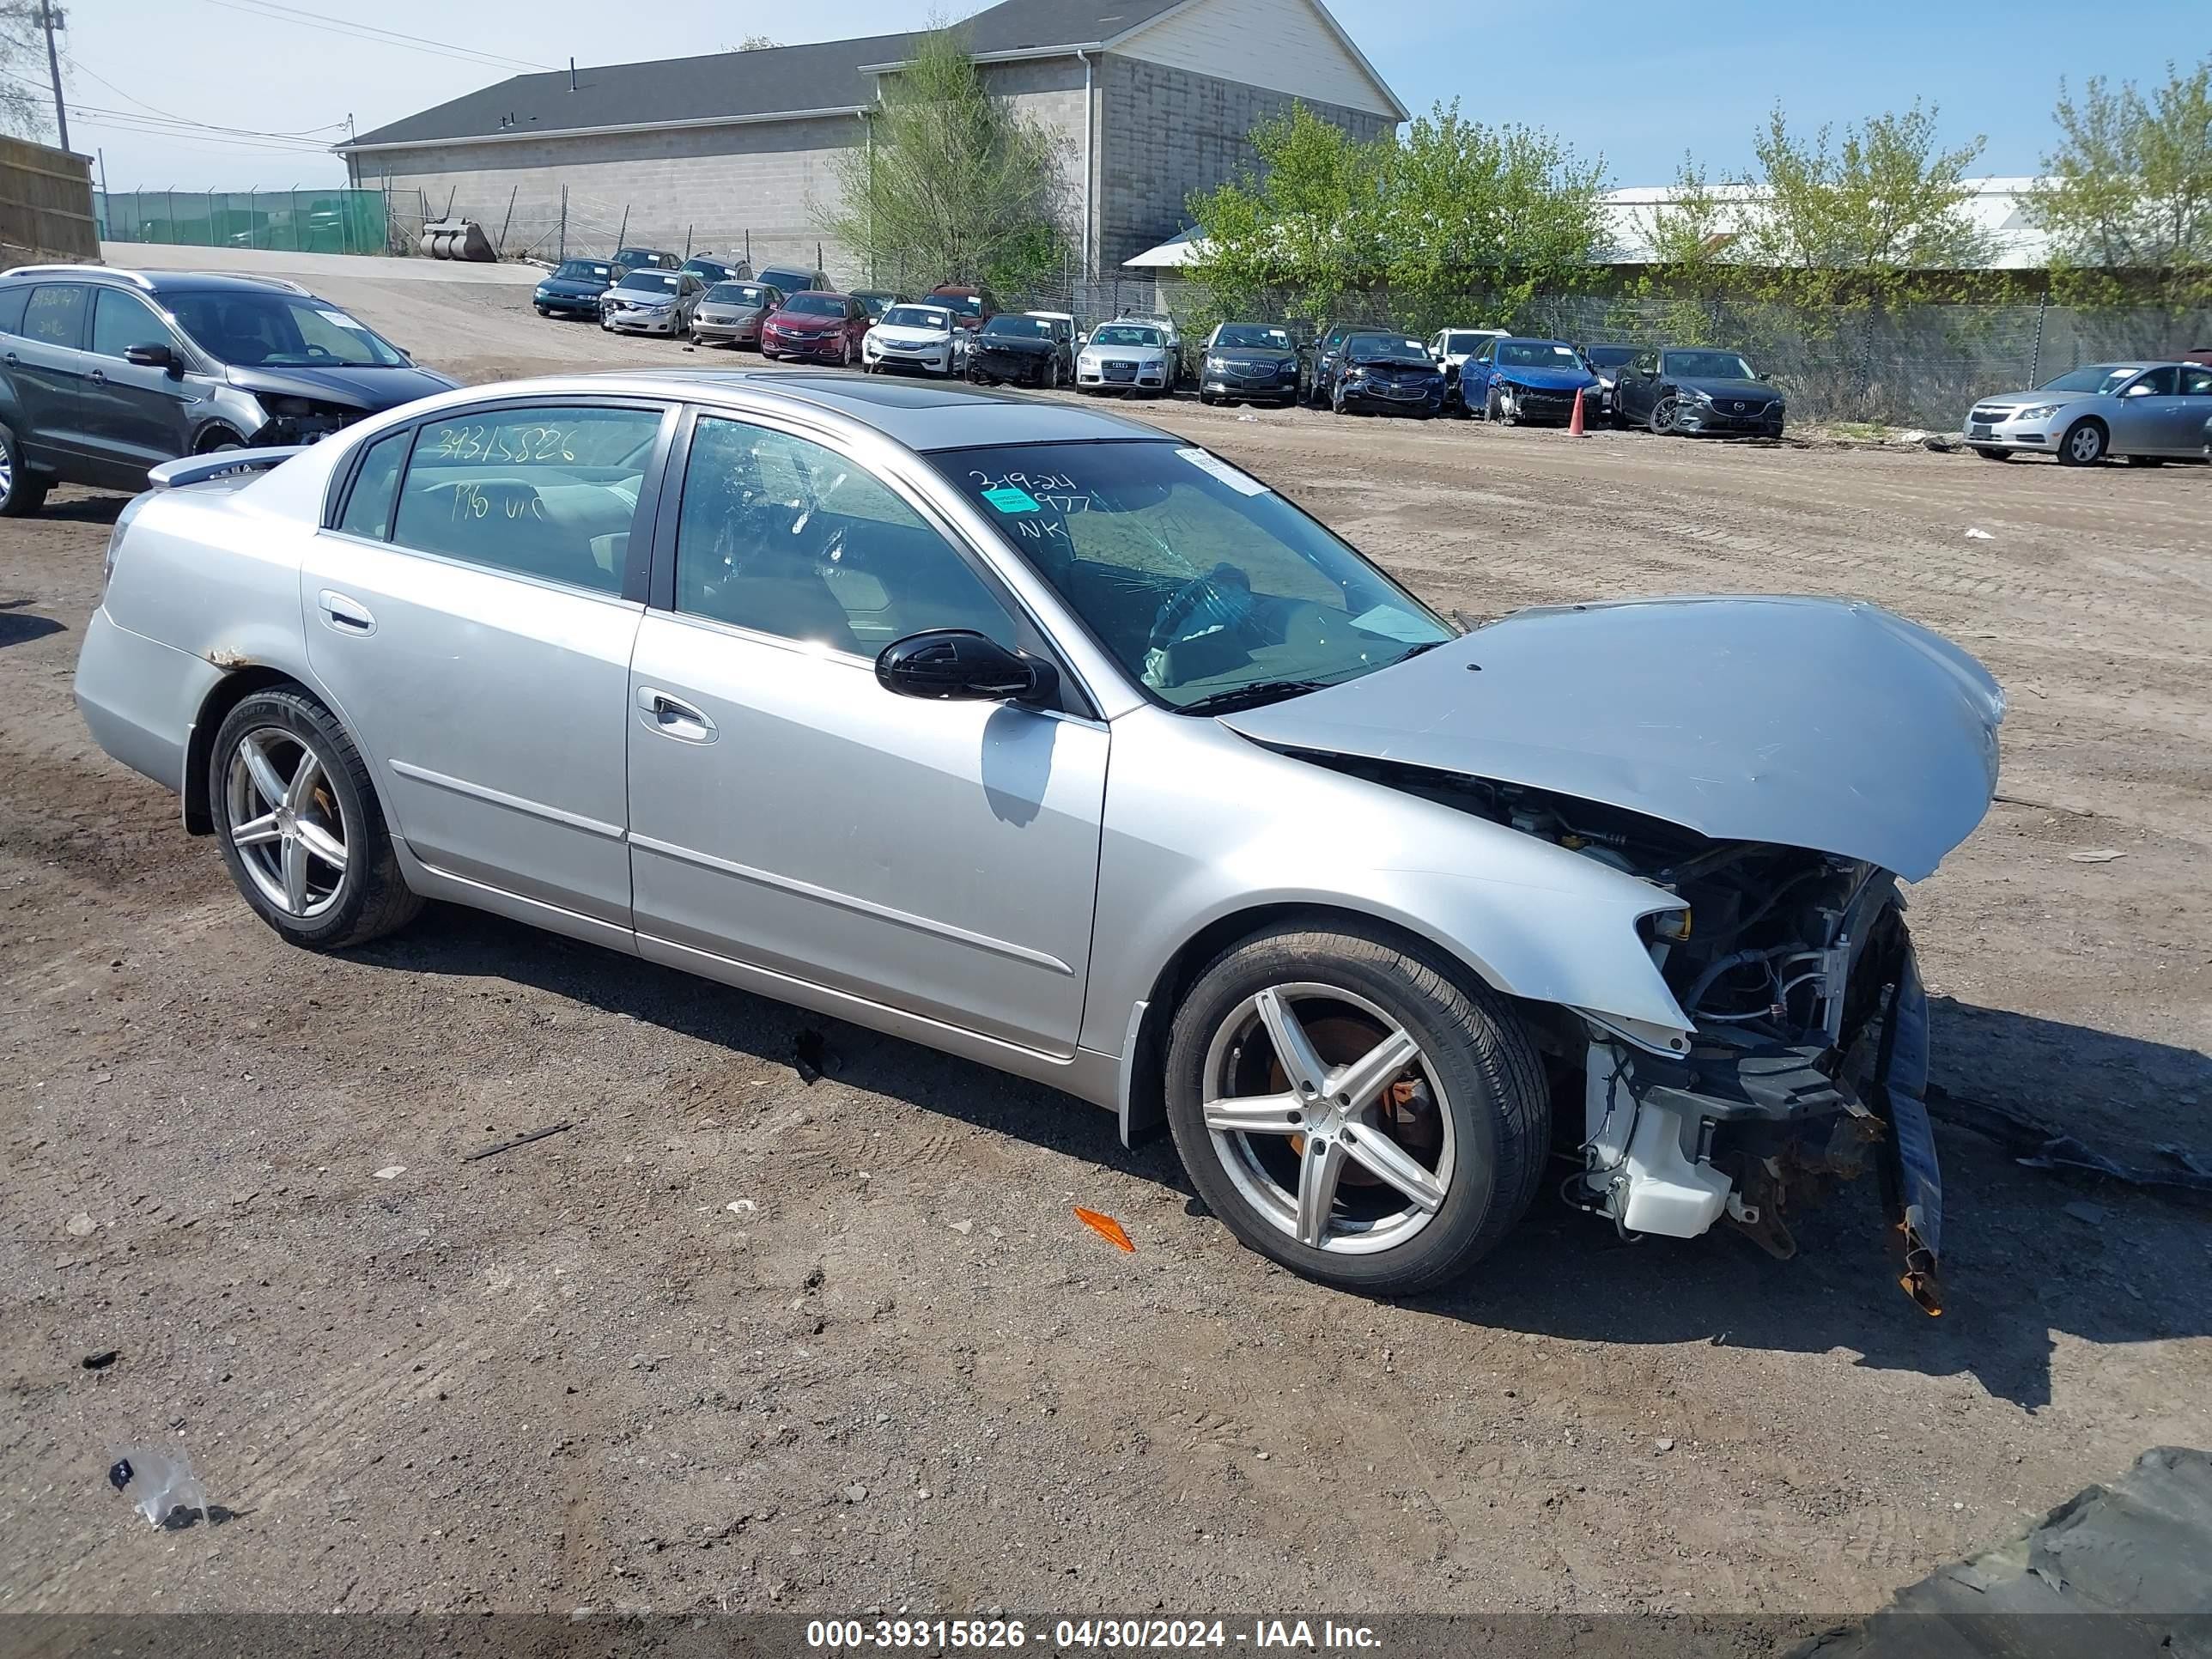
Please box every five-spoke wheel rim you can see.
[224,726,349,920]
[0,432,14,502]
[2069,425,2102,463]
[1202,983,1456,1255]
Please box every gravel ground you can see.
[1,263,2208,1621]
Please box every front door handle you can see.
[635,684,717,743]
[87,368,107,386]
[3,351,15,367]
[317,589,375,634]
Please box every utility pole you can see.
[38,0,68,152]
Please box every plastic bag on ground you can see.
[108,1446,206,1527]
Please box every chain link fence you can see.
[94,189,391,256]
[1133,278,2212,428]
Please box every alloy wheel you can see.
[2067,424,2105,464]
[1201,983,1455,1254]
[0,432,13,504]
[223,726,349,920]
[1650,394,1679,434]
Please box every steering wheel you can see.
[1146,563,1257,686]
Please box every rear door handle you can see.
[317,589,375,634]
[635,685,717,743]
[86,369,107,386]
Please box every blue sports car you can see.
[1462,337,1604,426]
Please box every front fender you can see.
[1081,710,1694,1060]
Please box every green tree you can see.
[1182,102,1387,326]
[0,2,52,141]
[2027,57,2212,311]
[815,26,1070,294]
[1735,100,1994,303]
[1619,155,1743,345]
[1378,103,1607,333]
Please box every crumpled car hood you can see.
[1220,596,2004,881]
[1494,365,1598,390]
[225,362,458,410]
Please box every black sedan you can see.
[1614,347,1787,438]
[1200,323,1304,406]
[966,313,1075,389]
[532,258,615,319]
[1321,332,1446,418]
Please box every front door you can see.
[82,285,209,486]
[301,398,672,927]
[625,410,1108,1054]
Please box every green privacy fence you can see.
[94,189,390,254]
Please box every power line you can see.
[62,52,349,138]
[191,0,554,75]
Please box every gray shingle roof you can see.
[345,0,1186,150]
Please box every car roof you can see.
[0,265,322,298]
[460,369,1167,453]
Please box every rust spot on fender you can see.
[206,648,252,670]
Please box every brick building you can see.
[337,0,1404,283]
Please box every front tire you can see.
[210,688,422,951]
[2057,419,2107,466]
[1164,920,1547,1296]
[1648,393,1678,435]
[1973,447,2014,462]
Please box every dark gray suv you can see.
[0,264,456,515]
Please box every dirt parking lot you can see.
[2,262,2209,1623]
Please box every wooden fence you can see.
[0,136,97,264]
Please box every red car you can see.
[760,292,871,365]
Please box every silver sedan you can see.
[74,373,2000,1304]
[1964,361,2212,465]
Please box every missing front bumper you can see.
[1575,934,1943,1313]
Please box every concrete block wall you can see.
[1096,54,1392,271]
[358,112,870,277]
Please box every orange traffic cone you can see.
[1568,387,1588,436]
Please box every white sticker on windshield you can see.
[318,309,366,330]
[1176,447,1267,496]
[1352,605,1435,642]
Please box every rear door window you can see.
[24,284,88,349]
[388,404,665,594]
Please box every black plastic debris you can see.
[1792,1446,2212,1656]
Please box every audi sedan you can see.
[75,371,1998,1305]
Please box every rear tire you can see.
[1164,919,1548,1296]
[0,422,48,517]
[210,688,422,951]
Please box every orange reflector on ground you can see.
[1073,1206,1134,1252]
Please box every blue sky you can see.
[1348,0,2205,179]
[58,0,2208,191]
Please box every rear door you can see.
[2174,364,2212,453]
[624,407,1108,1052]
[301,398,674,930]
[9,283,94,471]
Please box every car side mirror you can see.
[2122,383,2153,398]
[876,629,1060,707]
[125,343,179,374]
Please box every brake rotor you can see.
[1270,1012,1441,1188]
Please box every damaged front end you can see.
[1571,852,1944,1314]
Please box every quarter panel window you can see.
[673,415,1017,655]
[24,284,87,349]
[89,288,173,359]
[388,404,662,593]
[336,428,412,541]
[0,286,28,336]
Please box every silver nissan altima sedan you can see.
[74,370,2002,1304]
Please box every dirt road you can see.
[2,265,2208,1620]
